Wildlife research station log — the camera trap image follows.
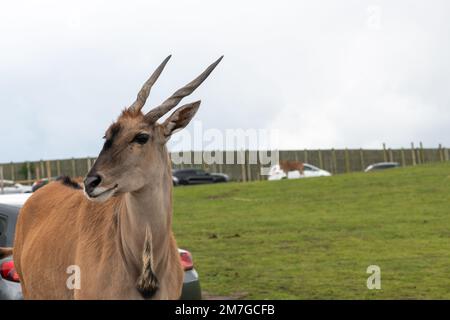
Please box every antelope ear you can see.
[162,101,201,140]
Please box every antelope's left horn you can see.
[129,55,172,113]
[144,56,223,123]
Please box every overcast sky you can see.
[1,0,449,162]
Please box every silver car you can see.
[364,162,400,172]
[0,180,32,195]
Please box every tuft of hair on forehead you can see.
[119,107,144,120]
[108,108,146,132]
[106,108,150,140]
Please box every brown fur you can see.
[279,160,304,175]
[14,119,184,300]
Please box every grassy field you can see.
[172,163,450,299]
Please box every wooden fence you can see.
[0,143,449,185]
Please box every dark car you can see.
[173,169,230,185]
[364,162,400,172]
[0,200,201,300]
[210,173,230,183]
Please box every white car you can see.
[0,193,32,206]
[0,180,32,195]
[268,163,331,181]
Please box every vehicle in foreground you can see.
[364,162,400,172]
[0,194,201,300]
[0,180,32,195]
[268,163,331,181]
[173,169,230,185]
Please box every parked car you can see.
[268,163,331,181]
[0,194,201,300]
[364,162,400,172]
[173,169,230,185]
[31,177,60,192]
[0,180,32,195]
[210,172,230,183]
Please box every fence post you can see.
[9,162,15,181]
[438,144,443,162]
[401,148,406,166]
[344,148,350,173]
[332,148,337,174]
[0,166,4,194]
[56,160,61,176]
[246,150,252,181]
[256,159,262,181]
[211,159,217,175]
[26,162,31,181]
[240,150,246,182]
[388,148,394,162]
[416,146,421,164]
[71,158,76,177]
[382,143,387,162]
[359,148,365,171]
[35,164,40,180]
[179,152,185,169]
[444,147,449,161]
[318,149,323,169]
[201,152,207,171]
[419,141,424,163]
[40,160,45,179]
[411,142,416,166]
[87,157,93,174]
[46,160,51,180]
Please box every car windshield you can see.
[374,164,396,169]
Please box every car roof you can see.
[270,163,319,169]
[303,163,320,169]
[0,179,16,185]
[369,162,399,166]
[173,169,202,173]
[0,202,20,217]
[0,194,31,207]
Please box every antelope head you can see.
[84,56,223,202]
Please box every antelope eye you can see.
[132,133,150,145]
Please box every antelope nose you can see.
[84,174,102,195]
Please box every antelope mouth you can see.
[86,184,119,202]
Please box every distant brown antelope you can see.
[279,160,304,175]
[12,55,223,299]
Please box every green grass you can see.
[172,163,450,299]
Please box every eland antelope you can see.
[12,55,223,299]
[279,160,304,176]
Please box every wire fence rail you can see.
[0,143,449,186]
